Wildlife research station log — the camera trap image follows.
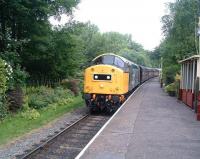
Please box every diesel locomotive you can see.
[83,53,159,113]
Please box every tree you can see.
[158,0,199,83]
[0,0,80,80]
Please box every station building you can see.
[179,55,200,120]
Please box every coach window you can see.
[114,57,125,68]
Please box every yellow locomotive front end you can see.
[84,64,129,95]
[83,53,130,113]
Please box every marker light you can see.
[94,75,98,79]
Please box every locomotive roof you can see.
[92,53,139,66]
[92,53,159,70]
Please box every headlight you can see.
[93,74,111,80]
[94,75,98,79]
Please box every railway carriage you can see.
[83,53,158,113]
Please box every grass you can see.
[0,95,84,145]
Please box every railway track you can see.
[18,114,110,159]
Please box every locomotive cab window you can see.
[93,55,125,69]
[114,57,125,68]
[93,55,114,65]
[103,55,115,65]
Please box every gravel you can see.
[0,106,88,159]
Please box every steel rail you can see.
[20,114,89,159]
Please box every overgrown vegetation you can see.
[26,86,74,109]
[0,95,83,145]
[165,83,176,92]
[0,58,7,118]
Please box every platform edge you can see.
[75,82,146,159]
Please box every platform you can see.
[76,78,200,159]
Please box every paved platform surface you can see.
[77,78,200,159]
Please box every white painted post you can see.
[192,60,195,93]
[190,62,192,90]
[181,63,183,89]
[183,63,185,89]
[186,62,189,91]
[197,58,200,90]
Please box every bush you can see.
[54,87,73,99]
[27,86,54,109]
[165,83,176,92]
[7,87,24,112]
[8,65,28,89]
[61,79,81,96]
[4,64,28,113]
[163,65,179,85]
[0,59,7,94]
[26,86,74,109]
[0,58,8,118]
[21,108,40,120]
[0,97,7,119]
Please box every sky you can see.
[50,0,174,51]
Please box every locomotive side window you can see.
[93,56,103,65]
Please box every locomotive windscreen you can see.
[93,55,125,68]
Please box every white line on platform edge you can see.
[75,82,146,159]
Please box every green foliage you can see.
[21,108,40,120]
[0,0,156,119]
[7,87,24,112]
[0,97,7,119]
[4,64,27,113]
[66,22,102,62]
[67,22,152,67]
[165,83,176,92]
[1,0,152,81]
[157,0,199,83]
[0,0,81,80]
[0,58,7,118]
[149,48,161,68]
[0,96,83,145]
[163,64,180,85]
[0,58,7,94]
[61,79,81,96]
[120,50,152,66]
[26,86,73,109]
[0,0,81,118]
[8,65,28,89]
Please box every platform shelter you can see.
[179,55,200,120]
